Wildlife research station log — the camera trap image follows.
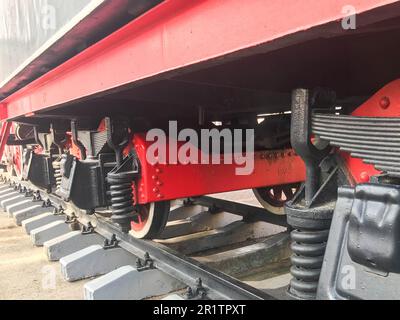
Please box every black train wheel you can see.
[130,201,170,239]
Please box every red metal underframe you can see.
[344,79,400,183]
[132,134,305,204]
[1,0,398,120]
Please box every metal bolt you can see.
[111,234,117,243]
[379,96,390,109]
[53,205,64,215]
[185,287,194,299]
[360,171,370,183]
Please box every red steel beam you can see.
[133,134,305,204]
[1,0,398,120]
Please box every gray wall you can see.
[0,0,92,84]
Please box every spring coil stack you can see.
[52,159,62,191]
[289,226,330,298]
[107,171,136,233]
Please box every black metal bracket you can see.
[103,234,119,249]
[136,252,155,272]
[53,205,65,216]
[25,188,33,197]
[49,124,66,155]
[290,88,334,203]
[33,126,44,149]
[185,278,208,300]
[65,215,77,224]
[81,222,95,235]
[42,199,52,208]
[25,152,55,192]
[105,117,130,166]
[32,190,42,202]
[56,153,115,210]
[71,120,87,160]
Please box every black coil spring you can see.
[52,160,62,190]
[289,228,329,299]
[107,172,135,232]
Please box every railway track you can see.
[0,172,291,300]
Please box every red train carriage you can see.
[1,0,400,300]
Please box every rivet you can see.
[360,171,370,183]
[153,187,159,193]
[379,96,390,109]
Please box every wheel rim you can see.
[262,184,299,207]
[131,204,150,232]
[130,201,170,239]
[254,183,301,215]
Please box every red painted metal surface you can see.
[12,145,22,177]
[352,79,400,117]
[1,0,397,120]
[0,104,7,120]
[2,123,22,177]
[132,134,305,204]
[0,121,11,162]
[343,79,400,183]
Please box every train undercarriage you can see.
[2,78,400,300]
[1,0,400,300]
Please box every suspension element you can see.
[107,165,138,233]
[285,88,340,299]
[287,208,333,299]
[52,158,62,190]
[105,117,139,233]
